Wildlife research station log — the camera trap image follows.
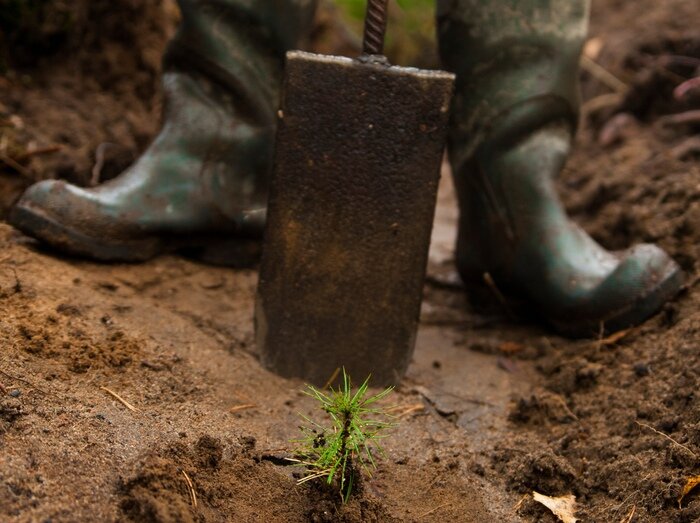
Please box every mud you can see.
[1,0,700,521]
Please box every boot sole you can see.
[463,263,684,338]
[549,262,685,338]
[9,203,261,268]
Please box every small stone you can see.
[9,389,21,398]
[633,363,651,377]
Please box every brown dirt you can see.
[1,0,700,522]
[0,0,179,216]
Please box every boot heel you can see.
[463,273,508,314]
[178,237,261,268]
[463,272,531,320]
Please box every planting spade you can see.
[256,0,455,386]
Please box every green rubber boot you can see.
[9,0,317,266]
[437,0,683,335]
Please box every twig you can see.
[553,395,579,421]
[596,328,633,349]
[229,403,256,413]
[386,403,425,417]
[0,153,31,177]
[15,145,62,162]
[412,385,496,408]
[419,502,451,519]
[0,368,48,395]
[297,469,332,484]
[580,55,630,94]
[100,386,139,412]
[658,110,700,127]
[322,367,341,390]
[620,505,636,523]
[670,136,700,161]
[513,494,529,512]
[181,470,197,509]
[610,489,641,520]
[482,272,514,318]
[401,405,424,417]
[659,55,700,68]
[581,93,624,116]
[674,77,700,100]
[635,421,697,458]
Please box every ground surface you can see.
[1,0,700,521]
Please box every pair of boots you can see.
[10,0,682,336]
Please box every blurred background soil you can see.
[1,0,700,521]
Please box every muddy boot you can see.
[9,0,317,266]
[437,0,683,335]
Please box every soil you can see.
[1,0,700,522]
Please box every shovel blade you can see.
[256,51,454,386]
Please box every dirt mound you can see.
[117,434,395,523]
[9,306,139,374]
[118,435,299,523]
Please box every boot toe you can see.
[13,179,63,210]
[10,179,70,237]
[9,180,162,262]
[551,244,683,336]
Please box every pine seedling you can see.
[292,369,395,503]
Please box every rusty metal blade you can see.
[256,51,454,386]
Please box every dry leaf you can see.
[678,475,700,507]
[499,341,524,354]
[532,491,578,523]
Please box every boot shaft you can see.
[437,0,590,167]
[165,0,318,124]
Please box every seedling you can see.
[291,370,395,503]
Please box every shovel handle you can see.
[363,0,389,55]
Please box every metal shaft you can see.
[363,0,389,55]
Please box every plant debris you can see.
[532,491,578,523]
[678,475,700,508]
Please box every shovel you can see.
[255,0,455,386]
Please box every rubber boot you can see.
[9,0,317,266]
[437,0,683,336]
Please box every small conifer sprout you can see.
[291,369,395,502]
